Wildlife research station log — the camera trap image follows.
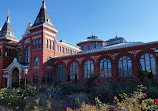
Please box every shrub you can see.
[84,73,98,93]
[0,88,26,110]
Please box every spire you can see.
[32,0,55,29]
[23,21,32,37]
[7,10,10,23]
[0,11,18,41]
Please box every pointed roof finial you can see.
[8,10,9,17]
[42,0,46,8]
[92,32,93,36]
[7,10,10,23]
[43,0,45,5]
[28,20,32,26]
[116,33,118,38]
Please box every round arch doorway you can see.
[12,68,19,88]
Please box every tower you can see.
[0,12,18,88]
[26,0,58,85]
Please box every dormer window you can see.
[47,19,49,22]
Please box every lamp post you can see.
[24,69,28,89]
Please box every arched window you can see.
[18,50,22,62]
[25,46,30,64]
[139,53,157,75]
[69,62,79,80]
[118,56,133,77]
[57,64,65,81]
[33,73,38,84]
[34,57,39,66]
[100,58,112,78]
[47,57,52,66]
[84,60,94,78]
[97,43,102,48]
[83,45,87,51]
[90,44,95,50]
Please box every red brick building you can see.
[0,0,158,88]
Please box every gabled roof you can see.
[32,0,55,29]
[0,12,18,41]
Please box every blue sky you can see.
[0,0,158,44]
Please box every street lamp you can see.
[23,69,28,89]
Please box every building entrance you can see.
[12,68,19,88]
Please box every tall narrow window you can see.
[39,38,41,48]
[45,39,48,48]
[62,47,64,53]
[58,46,60,52]
[57,64,65,81]
[60,46,62,52]
[49,40,51,49]
[100,58,112,78]
[36,39,38,49]
[25,46,30,64]
[18,50,22,62]
[84,60,94,78]
[34,57,40,66]
[139,53,157,75]
[68,49,69,54]
[52,41,54,50]
[118,56,133,77]
[33,40,35,49]
[5,48,8,57]
[69,62,79,80]
[66,48,67,54]
[33,73,38,84]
